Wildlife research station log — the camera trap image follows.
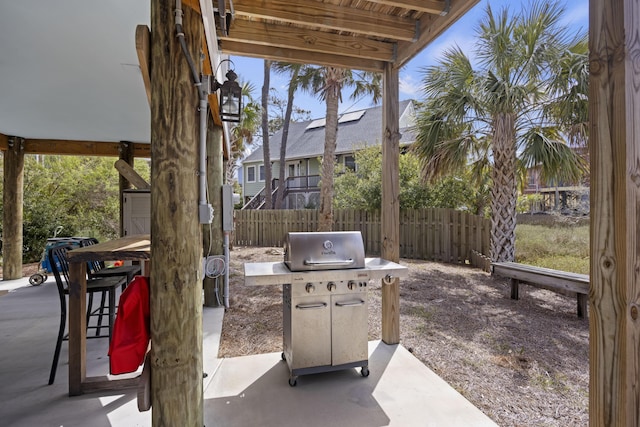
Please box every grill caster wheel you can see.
[288,376,298,387]
[29,273,46,286]
[361,367,370,377]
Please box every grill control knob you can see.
[305,283,315,293]
[327,282,336,292]
[348,281,356,290]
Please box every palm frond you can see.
[520,126,586,184]
[350,71,382,105]
[544,33,589,147]
[412,107,476,181]
[476,3,517,79]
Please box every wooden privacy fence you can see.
[233,208,490,265]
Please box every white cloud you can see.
[399,74,421,98]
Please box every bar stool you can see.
[47,244,126,385]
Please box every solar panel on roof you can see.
[338,110,366,123]
[306,118,326,129]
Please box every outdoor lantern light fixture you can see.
[209,59,242,123]
[217,68,242,122]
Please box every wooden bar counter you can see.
[66,234,151,396]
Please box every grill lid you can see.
[284,231,365,271]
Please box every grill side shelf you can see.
[243,259,409,287]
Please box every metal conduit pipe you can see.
[198,98,208,206]
[175,0,204,99]
[224,232,230,308]
[175,0,212,223]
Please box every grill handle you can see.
[295,302,327,310]
[335,299,365,307]
[303,259,354,267]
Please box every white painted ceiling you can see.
[0,1,151,143]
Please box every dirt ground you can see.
[220,246,589,427]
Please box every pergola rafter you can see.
[0,134,151,158]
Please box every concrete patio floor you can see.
[0,277,497,427]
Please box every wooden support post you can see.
[577,294,587,320]
[381,63,400,345]
[118,142,134,237]
[150,2,203,425]
[2,137,24,280]
[68,261,87,396]
[203,122,224,307]
[589,0,640,425]
[510,278,519,300]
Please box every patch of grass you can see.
[461,356,482,370]
[516,224,589,274]
[415,324,433,336]
[406,305,435,320]
[493,340,525,356]
[532,370,570,393]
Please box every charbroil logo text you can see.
[322,240,336,255]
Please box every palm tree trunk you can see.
[318,70,341,231]
[490,112,518,262]
[275,67,300,209]
[261,60,273,209]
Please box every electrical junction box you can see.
[199,203,214,224]
[123,190,151,236]
[222,185,234,231]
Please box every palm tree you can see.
[271,63,306,209]
[261,60,273,209]
[298,66,382,231]
[226,81,260,185]
[413,1,588,262]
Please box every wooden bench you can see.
[491,262,589,318]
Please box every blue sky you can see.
[230,0,588,120]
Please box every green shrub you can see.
[1,155,149,263]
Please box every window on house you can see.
[247,166,256,182]
[259,165,265,181]
[344,155,356,171]
[288,164,296,177]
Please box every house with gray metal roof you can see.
[241,99,416,209]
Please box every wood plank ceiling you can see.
[0,0,479,157]
[217,0,479,71]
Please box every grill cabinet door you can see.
[289,294,331,370]
[331,292,368,366]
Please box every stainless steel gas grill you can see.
[244,231,408,386]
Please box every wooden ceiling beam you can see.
[135,25,152,108]
[8,138,152,158]
[232,0,416,42]
[220,40,386,72]
[396,0,479,67]
[365,0,450,15]
[224,19,395,62]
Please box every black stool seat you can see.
[90,265,142,291]
[47,244,126,385]
[81,238,142,289]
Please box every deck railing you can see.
[242,175,321,209]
